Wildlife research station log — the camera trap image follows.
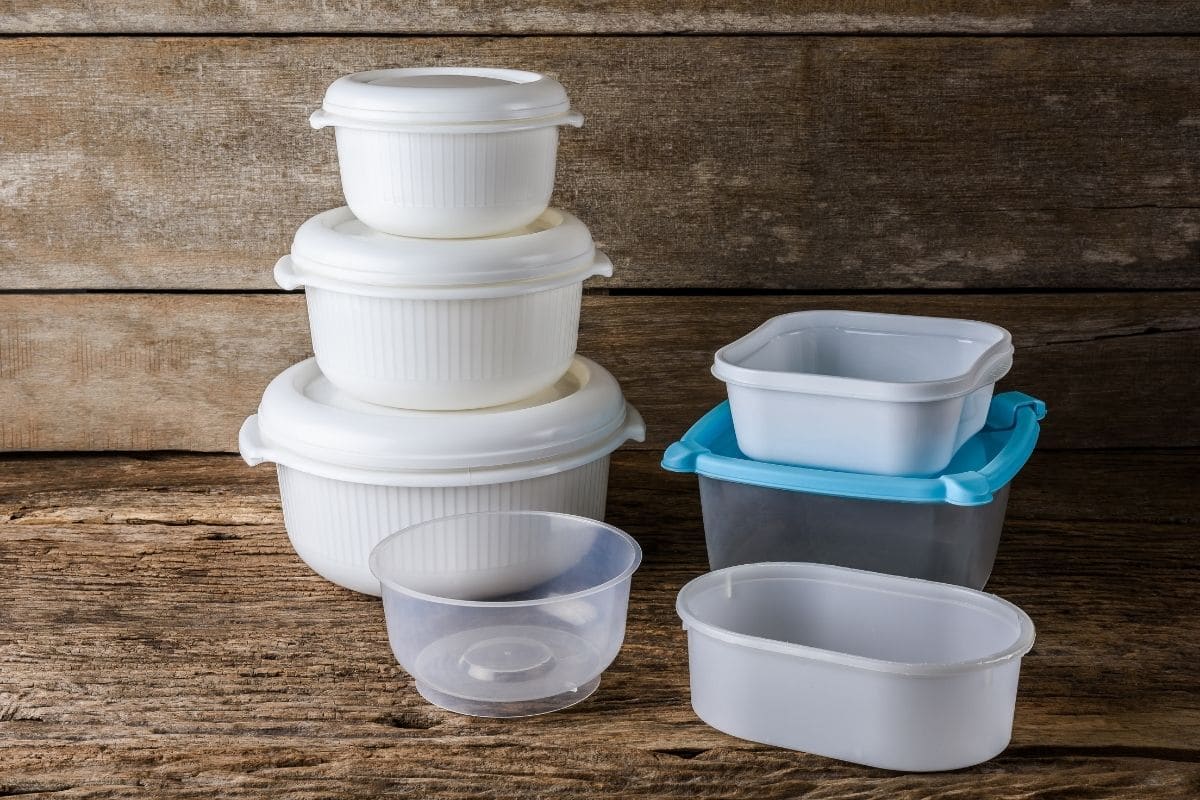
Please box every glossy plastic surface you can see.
[371,512,641,716]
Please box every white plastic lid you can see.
[312,67,580,128]
[241,356,644,480]
[286,207,600,288]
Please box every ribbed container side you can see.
[337,126,557,210]
[275,457,611,594]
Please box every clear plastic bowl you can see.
[369,511,642,717]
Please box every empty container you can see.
[371,511,642,717]
[712,310,1014,475]
[276,207,609,410]
[662,392,1045,589]
[311,67,583,238]
[239,356,644,596]
[676,562,1035,771]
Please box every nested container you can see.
[239,356,644,596]
[676,563,1035,771]
[311,67,583,238]
[712,310,1014,476]
[663,392,1045,590]
[371,511,641,717]
[276,207,609,410]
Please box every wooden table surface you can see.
[1,449,1196,798]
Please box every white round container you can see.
[277,207,610,410]
[371,511,642,717]
[310,67,584,238]
[239,356,644,596]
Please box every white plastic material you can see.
[712,310,1014,475]
[677,563,1035,771]
[310,68,584,237]
[239,357,645,595]
[371,511,641,717]
[278,208,611,410]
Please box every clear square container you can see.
[663,392,1045,589]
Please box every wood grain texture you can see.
[2,1,1198,34]
[0,451,1197,798]
[2,36,1199,290]
[0,291,1195,453]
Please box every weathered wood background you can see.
[0,3,1198,798]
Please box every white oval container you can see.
[311,67,584,238]
[712,310,1014,476]
[278,207,610,410]
[677,563,1035,771]
[239,356,645,596]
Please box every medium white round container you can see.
[310,67,584,238]
[277,207,611,410]
[239,356,644,596]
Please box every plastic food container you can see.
[712,310,1014,475]
[276,207,609,410]
[371,511,641,717]
[239,356,644,596]
[663,392,1044,589]
[676,563,1035,771]
[311,67,583,238]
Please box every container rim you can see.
[369,511,643,608]
[676,563,1036,677]
[712,310,1014,403]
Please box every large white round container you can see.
[239,356,644,597]
[277,207,610,410]
[677,563,1035,771]
[310,67,584,238]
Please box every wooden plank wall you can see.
[0,6,1197,455]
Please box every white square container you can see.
[676,563,1035,771]
[277,207,609,410]
[712,310,1014,476]
[663,392,1045,589]
[240,356,644,596]
[311,67,583,238]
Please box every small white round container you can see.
[239,356,644,596]
[277,206,610,410]
[310,67,584,238]
[677,563,1036,771]
[371,511,642,717]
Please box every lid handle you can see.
[661,440,708,474]
[986,391,1048,430]
[273,255,305,291]
[942,393,1045,505]
[588,251,614,280]
[561,109,585,128]
[238,415,276,467]
[309,108,334,130]
[622,404,647,444]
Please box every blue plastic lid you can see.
[661,391,1046,507]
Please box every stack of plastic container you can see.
[663,309,1047,770]
[240,68,644,596]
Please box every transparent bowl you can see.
[369,511,642,717]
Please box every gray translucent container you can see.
[663,392,1045,590]
[697,478,1010,589]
